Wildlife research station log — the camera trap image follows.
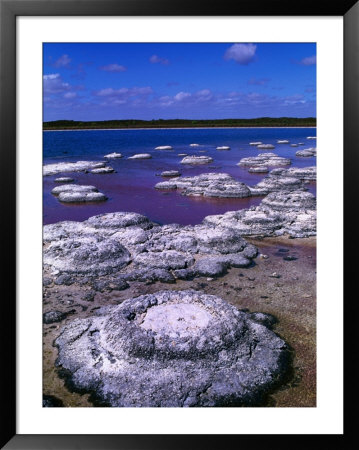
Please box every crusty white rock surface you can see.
[155,173,251,198]
[44,161,106,176]
[180,155,214,164]
[54,289,289,407]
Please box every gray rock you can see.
[238,154,291,167]
[180,155,213,165]
[249,176,304,196]
[248,167,269,173]
[104,152,122,159]
[192,258,228,277]
[160,170,181,177]
[155,173,251,198]
[268,166,316,181]
[295,148,316,157]
[51,184,98,196]
[203,190,316,238]
[43,161,106,176]
[128,153,152,159]
[43,310,67,324]
[257,144,275,149]
[54,177,74,183]
[55,290,288,407]
[59,192,107,203]
[55,274,74,286]
[90,167,114,174]
[43,211,258,285]
[51,184,107,203]
[43,236,131,276]
[43,277,53,286]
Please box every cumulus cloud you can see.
[149,54,170,65]
[224,44,257,65]
[52,54,71,68]
[63,92,77,99]
[99,64,127,72]
[174,91,191,101]
[283,94,306,105]
[43,73,70,94]
[94,86,153,106]
[299,55,316,66]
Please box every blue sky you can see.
[43,43,316,121]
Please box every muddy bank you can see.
[43,235,316,408]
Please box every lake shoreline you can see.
[44,126,317,132]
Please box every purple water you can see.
[43,127,316,225]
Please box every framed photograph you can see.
[1,0,355,448]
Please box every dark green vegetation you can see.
[43,117,316,130]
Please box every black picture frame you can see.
[1,0,356,448]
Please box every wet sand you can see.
[43,235,316,408]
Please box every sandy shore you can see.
[43,235,316,408]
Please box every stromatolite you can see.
[55,290,289,407]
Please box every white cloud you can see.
[63,92,77,99]
[149,54,170,65]
[43,73,70,94]
[174,91,191,101]
[224,44,257,65]
[53,54,71,68]
[94,86,153,106]
[300,55,316,66]
[99,64,127,73]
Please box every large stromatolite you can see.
[155,173,251,198]
[55,290,288,407]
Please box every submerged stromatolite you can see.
[55,290,289,407]
[51,184,107,203]
[155,173,251,198]
[203,190,316,238]
[43,161,106,176]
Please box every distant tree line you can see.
[43,117,316,130]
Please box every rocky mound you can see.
[295,148,316,157]
[43,211,258,286]
[180,155,213,165]
[90,167,114,174]
[51,184,107,203]
[249,176,304,196]
[269,166,316,181]
[43,161,106,176]
[155,173,251,198]
[128,153,152,159]
[54,177,74,183]
[257,144,275,149]
[104,153,122,159]
[238,153,291,167]
[55,290,288,407]
[160,170,181,177]
[203,190,316,238]
[248,167,269,173]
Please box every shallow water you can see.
[43,127,316,225]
